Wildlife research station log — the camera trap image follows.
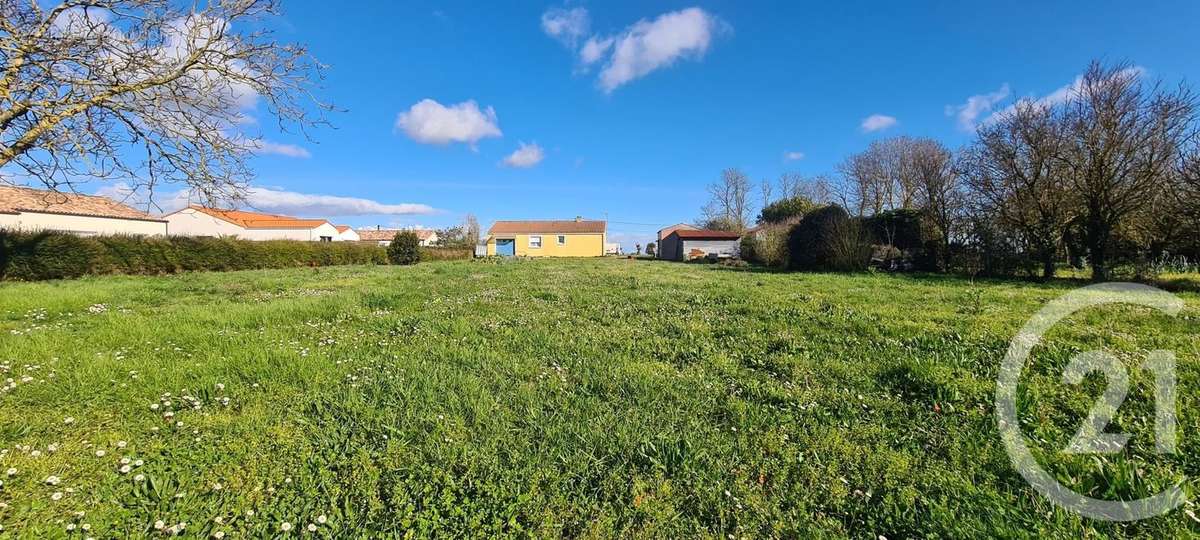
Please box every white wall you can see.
[163,208,246,237]
[240,222,341,241]
[0,211,166,236]
[338,229,360,241]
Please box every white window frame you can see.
[557,235,566,246]
[529,235,542,248]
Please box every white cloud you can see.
[501,142,545,168]
[251,140,311,158]
[541,7,590,47]
[580,36,615,65]
[596,8,724,93]
[783,151,805,161]
[544,7,726,93]
[861,114,898,133]
[946,84,1010,131]
[96,183,436,216]
[981,66,1145,125]
[394,99,502,147]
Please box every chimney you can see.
[376,225,380,230]
[575,215,583,222]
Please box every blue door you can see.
[496,238,515,256]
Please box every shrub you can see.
[787,205,870,271]
[387,231,421,265]
[757,196,815,225]
[418,247,472,261]
[0,229,386,281]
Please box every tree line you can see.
[702,61,1200,281]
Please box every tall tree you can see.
[1058,61,1196,281]
[701,168,751,232]
[463,213,481,245]
[839,136,921,215]
[910,138,961,271]
[965,101,1073,279]
[0,0,330,204]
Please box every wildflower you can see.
[216,383,225,391]
[45,475,61,485]
[63,417,75,424]
[4,468,14,476]
[95,450,106,457]
[213,532,226,539]
[134,474,146,482]
[47,443,58,452]
[119,457,130,465]
[134,459,144,466]
[66,523,76,531]
[307,524,317,532]
[119,465,132,474]
[117,441,127,449]
[30,450,41,457]
[154,520,166,530]
[280,522,293,531]
[81,523,91,531]
[150,403,160,411]
[51,491,63,500]
[316,515,327,524]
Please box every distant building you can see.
[335,225,360,242]
[658,229,741,261]
[605,242,621,255]
[655,222,698,259]
[0,185,167,236]
[485,218,606,257]
[163,205,341,241]
[354,228,438,247]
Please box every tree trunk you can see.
[1086,212,1110,282]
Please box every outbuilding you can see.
[0,185,167,236]
[658,229,742,261]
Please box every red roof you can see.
[0,185,165,222]
[335,225,352,233]
[185,206,331,230]
[489,220,606,234]
[671,229,742,240]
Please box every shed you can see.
[659,229,742,261]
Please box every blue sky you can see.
[142,1,1200,248]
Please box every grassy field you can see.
[0,258,1197,538]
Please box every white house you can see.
[355,228,439,246]
[335,225,360,241]
[0,185,167,236]
[163,205,342,241]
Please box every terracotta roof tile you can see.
[187,206,331,229]
[0,185,164,222]
[354,229,436,241]
[335,225,351,233]
[489,220,606,234]
[671,229,742,240]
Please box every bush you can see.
[757,196,815,225]
[418,247,472,261]
[387,231,421,265]
[787,205,871,271]
[742,225,790,268]
[0,229,387,281]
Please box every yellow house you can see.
[485,218,606,257]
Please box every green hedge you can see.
[418,247,473,261]
[0,230,387,281]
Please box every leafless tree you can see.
[964,100,1074,279]
[0,0,332,207]
[758,177,772,212]
[701,167,751,231]
[463,213,481,245]
[1058,61,1196,281]
[838,136,920,215]
[910,138,961,271]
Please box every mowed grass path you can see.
[0,259,1198,538]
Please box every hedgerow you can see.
[0,229,387,281]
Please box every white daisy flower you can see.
[95,450,106,457]
[44,475,61,485]
[51,491,63,500]
[154,520,165,530]
[134,474,146,482]
[280,522,292,531]
[316,515,327,524]
[307,524,317,532]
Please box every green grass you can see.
[0,259,1198,538]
